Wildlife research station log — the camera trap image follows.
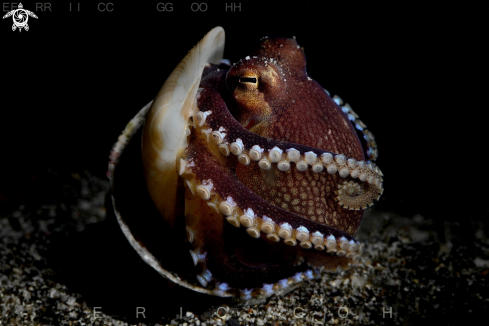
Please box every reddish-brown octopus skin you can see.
[182,37,370,290]
[225,38,365,235]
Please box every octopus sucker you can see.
[109,27,384,299]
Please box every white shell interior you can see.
[141,27,225,226]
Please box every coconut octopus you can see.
[108,27,383,300]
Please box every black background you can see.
[1,4,487,229]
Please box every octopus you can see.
[108,27,383,300]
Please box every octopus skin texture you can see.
[108,27,383,300]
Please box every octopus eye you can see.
[239,77,257,84]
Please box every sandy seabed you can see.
[0,171,487,325]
